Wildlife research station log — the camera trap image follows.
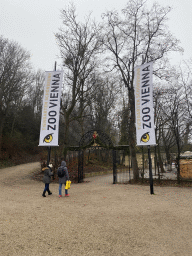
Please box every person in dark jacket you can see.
[57,161,69,197]
[42,164,53,197]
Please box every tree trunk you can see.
[157,143,164,173]
[63,113,70,159]
[0,116,5,159]
[164,147,171,165]
[129,87,139,181]
[176,139,181,184]
[130,146,139,180]
[10,115,17,138]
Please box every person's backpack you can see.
[57,167,66,178]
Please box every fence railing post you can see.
[113,150,117,184]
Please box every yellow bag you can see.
[65,180,71,190]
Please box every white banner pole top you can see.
[39,71,63,146]
[134,62,156,146]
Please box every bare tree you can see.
[91,76,117,132]
[179,60,192,142]
[27,69,45,115]
[154,87,176,172]
[55,4,103,153]
[0,36,33,158]
[102,0,183,180]
[161,83,188,183]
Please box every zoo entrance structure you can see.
[61,129,180,185]
[67,130,130,184]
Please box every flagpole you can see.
[47,61,57,166]
[142,56,154,195]
[148,145,154,194]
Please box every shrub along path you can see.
[1,162,192,255]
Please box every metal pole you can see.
[155,145,157,176]
[142,146,144,181]
[113,150,117,184]
[47,146,51,166]
[47,61,57,166]
[142,55,154,194]
[148,145,154,194]
[129,148,131,182]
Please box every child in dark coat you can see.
[42,164,53,197]
[57,161,69,197]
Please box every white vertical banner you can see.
[39,71,63,146]
[134,62,156,146]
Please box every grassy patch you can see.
[0,160,15,169]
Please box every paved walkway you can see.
[1,163,192,256]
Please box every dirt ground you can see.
[1,162,192,256]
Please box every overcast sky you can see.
[1,0,192,72]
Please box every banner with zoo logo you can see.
[39,71,63,146]
[134,62,156,146]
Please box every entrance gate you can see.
[77,130,130,184]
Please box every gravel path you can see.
[1,162,192,256]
